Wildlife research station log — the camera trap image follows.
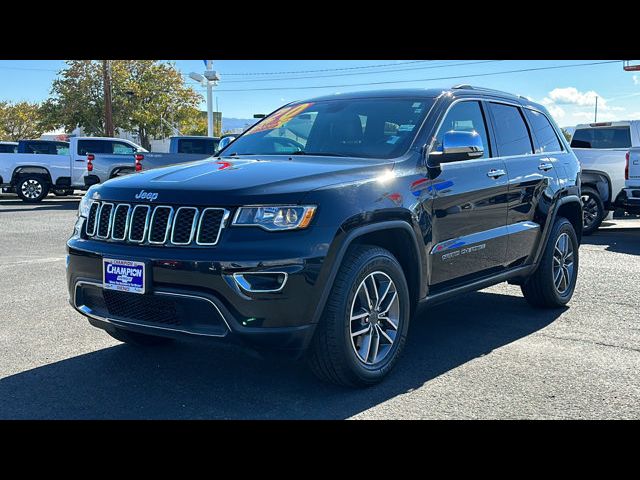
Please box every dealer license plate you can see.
[103,258,145,294]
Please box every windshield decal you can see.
[244,102,315,136]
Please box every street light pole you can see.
[190,61,220,137]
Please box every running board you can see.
[420,265,534,307]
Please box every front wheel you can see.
[53,188,74,196]
[16,175,50,203]
[307,245,411,387]
[521,217,579,308]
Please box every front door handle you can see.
[487,168,506,179]
[538,162,553,171]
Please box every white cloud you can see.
[633,75,640,85]
[548,87,600,107]
[547,104,566,120]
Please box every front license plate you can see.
[103,258,145,294]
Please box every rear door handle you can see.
[538,162,553,171]
[487,168,506,179]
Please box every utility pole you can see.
[594,95,598,122]
[103,60,114,137]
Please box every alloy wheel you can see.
[581,194,599,230]
[21,179,43,200]
[349,271,400,366]
[553,232,575,295]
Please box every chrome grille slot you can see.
[148,206,174,244]
[96,203,114,238]
[128,205,150,243]
[86,202,100,236]
[197,208,227,245]
[86,202,228,247]
[171,207,199,245]
[111,204,131,240]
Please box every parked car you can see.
[570,121,640,233]
[0,137,145,202]
[67,86,582,387]
[618,147,640,213]
[84,136,219,187]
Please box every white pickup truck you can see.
[620,146,640,213]
[570,121,640,234]
[0,137,145,202]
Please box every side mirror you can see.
[217,136,236,153]
[428,130,484,167]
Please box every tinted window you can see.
[524,109,562,153]
[223,98,434,159]
[434,101,491,159]
[0,144,17,153]
[23,142,56,154]
[77,140,109,155]
[570,127,631,149]
[489,103,533,157]
[111,141,136,154]
[177,139,218,155]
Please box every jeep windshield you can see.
[221,97,434,160]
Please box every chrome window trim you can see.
[96,202,114,239]
[73,280,231,338]
[127,205,151,243]
[232,272,289,293]
[428,96,567,167]
[148,206,174,245]
[196,208,230,246]
[86,201,100,237]
[170,206,200,245]
[110,203,131,241]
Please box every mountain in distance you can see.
[222,117,258,132]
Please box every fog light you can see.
[233,272,288,293]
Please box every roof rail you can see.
[451,84,517,97]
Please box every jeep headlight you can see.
[78,187,97,218]
[233,205,316,231]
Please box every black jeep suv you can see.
[67,86,582,387]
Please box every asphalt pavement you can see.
[0,193,638,419]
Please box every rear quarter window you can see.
[523,109,563,153]
[570,127,631,149]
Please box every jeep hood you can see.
[91,156,393,206]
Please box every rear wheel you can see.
[106,327,174,347]
[521,217,579,308]
[307,245,410,387]
[581,187,604,235]
[16,175,49,203]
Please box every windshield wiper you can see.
[289,151,349,157]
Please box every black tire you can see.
[15,175,50,203]
[307,245,411,387]
[106,327,174,347]
[521,217,579,308]
[581,187,604,235]
[53,188,74,196]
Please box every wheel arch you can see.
[581,170,611,208]
[532,194,582,266]
[311,220,425,325]
[11,166,53,186]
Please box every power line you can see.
[0,65,59,72]
[215,60,502,84]
[217,60,433,76]
[210,61,621,93]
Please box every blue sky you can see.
[1,59,640,128]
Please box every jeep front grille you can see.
[85,201,229,247]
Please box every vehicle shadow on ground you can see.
[0,290,564,419]
[0,198,80,213]
[582,227,640,256]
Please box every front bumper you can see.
[66,226,336,355]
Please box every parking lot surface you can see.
[1,194,639,419]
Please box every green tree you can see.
[0,101,51,141]
[561,127,573,142]
[178,109,208,136]
[44,60,203,149]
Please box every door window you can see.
[434,101,491,159]
[489,103,534,157]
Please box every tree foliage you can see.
[43,60,204,149]
[0,101,51,141]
